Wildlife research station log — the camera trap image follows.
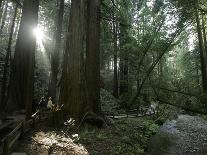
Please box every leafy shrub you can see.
[100,88,119,114]
[143,120,159,136]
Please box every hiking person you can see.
[38,96,47,111]
[47,97,54,110]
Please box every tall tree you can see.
[119,1,132,98]
[119,21,129,97]
[48,0,64,103]
[5,0,39,118]
[112,10,119,98]
[0,0,2,8]
[195,0,207,93]
[201,14,207,54]
[0,0,8,31]
[59,0,86,118]
[1,3,18,108]
[86,0,101,113]
[0,0,3,22]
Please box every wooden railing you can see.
[1,109,64,155]
[2,111,45,155]
[3,122,23,155]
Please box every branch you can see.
[199,8,207,14]
[11,0,23,8]
[151,86,198,97]
[136,17,165,75]
[129,28,185,105]
[111,0,121,12]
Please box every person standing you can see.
[38,96,46,111]
[47,97,54,110]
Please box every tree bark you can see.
[0,0,8,31]
[1,4,18,109]
[0,0,2,8]
[59,0,86,118]
[5,0,39,119]
[119,22,128,96]
[0,0,6,22]
[0,0,3,21]
[48,0,64,103]
[86,0,101,113]
[13,10,21,39]
[195,3,207,93]
[202,14,207,55]
[113,17,118,98]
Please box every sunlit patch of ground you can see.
[14,129,89,155]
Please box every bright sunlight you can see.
[33,26,50,70]
[33,26,47,54]
[33,27,44,42]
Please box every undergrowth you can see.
[78,117,159,155]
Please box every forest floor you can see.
[12,116,159,155]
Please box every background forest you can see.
[0,0,207,116]
[0,0,207,154]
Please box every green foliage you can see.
[100,88,120,113]
[143,120,159,136]
[79,117,159,155]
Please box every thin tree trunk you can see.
[195,4,207,93]
[0,1,8,31]
[0,0,2,8]
[196,62,201,93]
[130,29,182,105]
[0,0,3,21]
[113,18,118,98]
[1,4,18,109]
[100,44,104,70]
[5,0,39,119]
[13,9,21,39]
[48,0,64,103]
[0,0,5,22]
[202,14,207,54]
[119,54,128,96]
[119,22,128,96]
[86,0,101,113]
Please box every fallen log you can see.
[157,99,207,115]
[152,86,198,97]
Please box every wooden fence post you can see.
[3,137,9,155]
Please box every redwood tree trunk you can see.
[59,0,86,118]
[119,23,129,96]
[5,0,39,118]
[1,4,18,109]
[195,4,207,93]
[86,0,101,113]
[48,0,64,103]
[202,14,207,55]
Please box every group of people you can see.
[37,96,54,111]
